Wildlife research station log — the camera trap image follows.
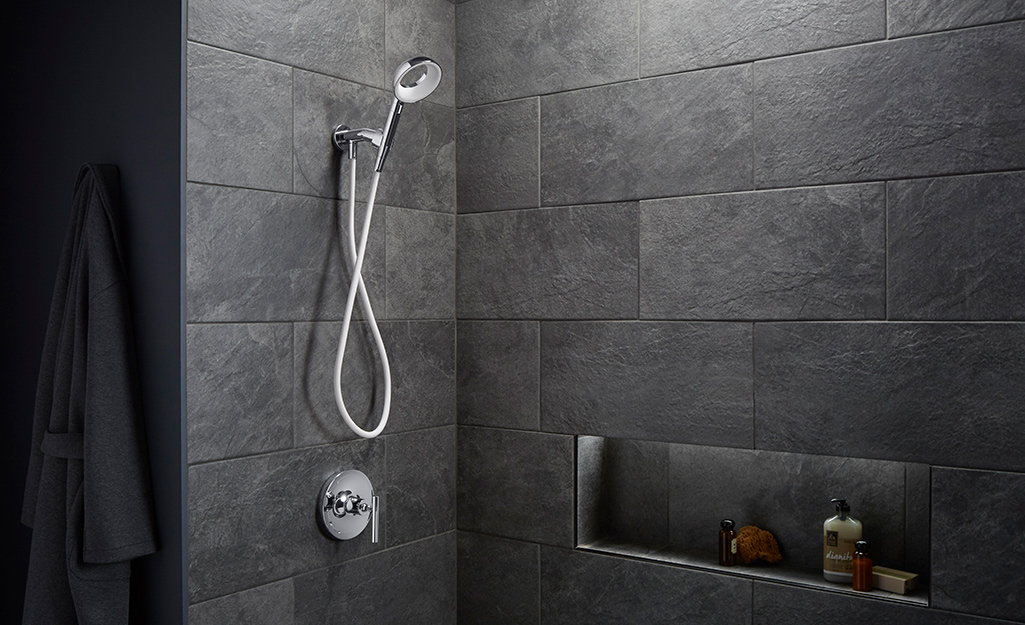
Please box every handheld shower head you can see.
[375,57,442,172]
[393,57,443,103]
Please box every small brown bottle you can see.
[719,519,738,566]
[852,540,873,591]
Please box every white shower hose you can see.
[332,158,391,438]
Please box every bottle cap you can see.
[720,519,735,530]
[831,497,851,513]
[855,540,868,553]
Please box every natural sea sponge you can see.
[736,525,782,564]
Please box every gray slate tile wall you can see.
[186,0,1025,621]
[455,3,1025,624]
[186,0,456,621]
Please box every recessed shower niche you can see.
[576,437,930,606]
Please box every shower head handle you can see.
[374,99,404,173]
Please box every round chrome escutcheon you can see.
[318,469,374,540]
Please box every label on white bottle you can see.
[824,537,857,573]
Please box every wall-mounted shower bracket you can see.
[333,124,383,158]
[318,469,379,542]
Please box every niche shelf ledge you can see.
[578,538,929,607]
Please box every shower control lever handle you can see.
[371,495,379,544]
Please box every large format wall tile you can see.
[456,0,637,107]
[457,427,574,546]
[640,184,885,320]
[888,171,1025,320]
[541,65,753,206]
[457,321,540,430]
[667,444,908,572]
[457,204,639,319]
[640,0,884,76]
[541,547,752,624]
[188,440,385,602]
[189,580,294,625]
[186,184,384,322]
[187,323,293,463]
[186,43,292,192]
[385,427,456,548]
[541,322,754,446]
[293,532,456,625]
[386,207,454,319]
[457,99,539,213]
[889,0,1025,37]
[458,532,540,625]
[755,22,1025,187]
[293,320,455,444]
[292,70,455,213]
[753,583,1015,625]
[755,323,1025,471]
[386,0,455,108]
[932,468,1025,622]
[188,0,384,88]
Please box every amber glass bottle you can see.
[719,519,738,566]
[852,540,873,591]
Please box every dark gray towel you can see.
[22,164,158,625]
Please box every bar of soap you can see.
[872,566,919,594]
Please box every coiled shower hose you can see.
[332,157,391,438]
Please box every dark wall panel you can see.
[1,2,184,624]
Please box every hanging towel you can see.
[21,164,158,625]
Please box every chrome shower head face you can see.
[392,57,442,103]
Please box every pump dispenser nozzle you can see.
[831,497,850,520]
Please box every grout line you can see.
[185,40,392,94]
[186,423,454,469]
[537,541,543,625]
[636,0,641,80]
[189,530,459,608]
[751,322,757,450]
[188,317,1025,326]
[903,463,908,568]
[186,317,461,326]
[536,96,542,208]
[885,0,890,39]
[927,464,933,593]
[751,63,756,189]
[884,182,890,320]
[290,66,295,194]
[185,167,1025,216]
[636,203,642,320]
[536,320,543,431]
[290,321,297,451]
[449,317,1025,325]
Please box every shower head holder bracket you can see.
[333,125,383,159]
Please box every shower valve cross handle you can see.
[325,489,370,518]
